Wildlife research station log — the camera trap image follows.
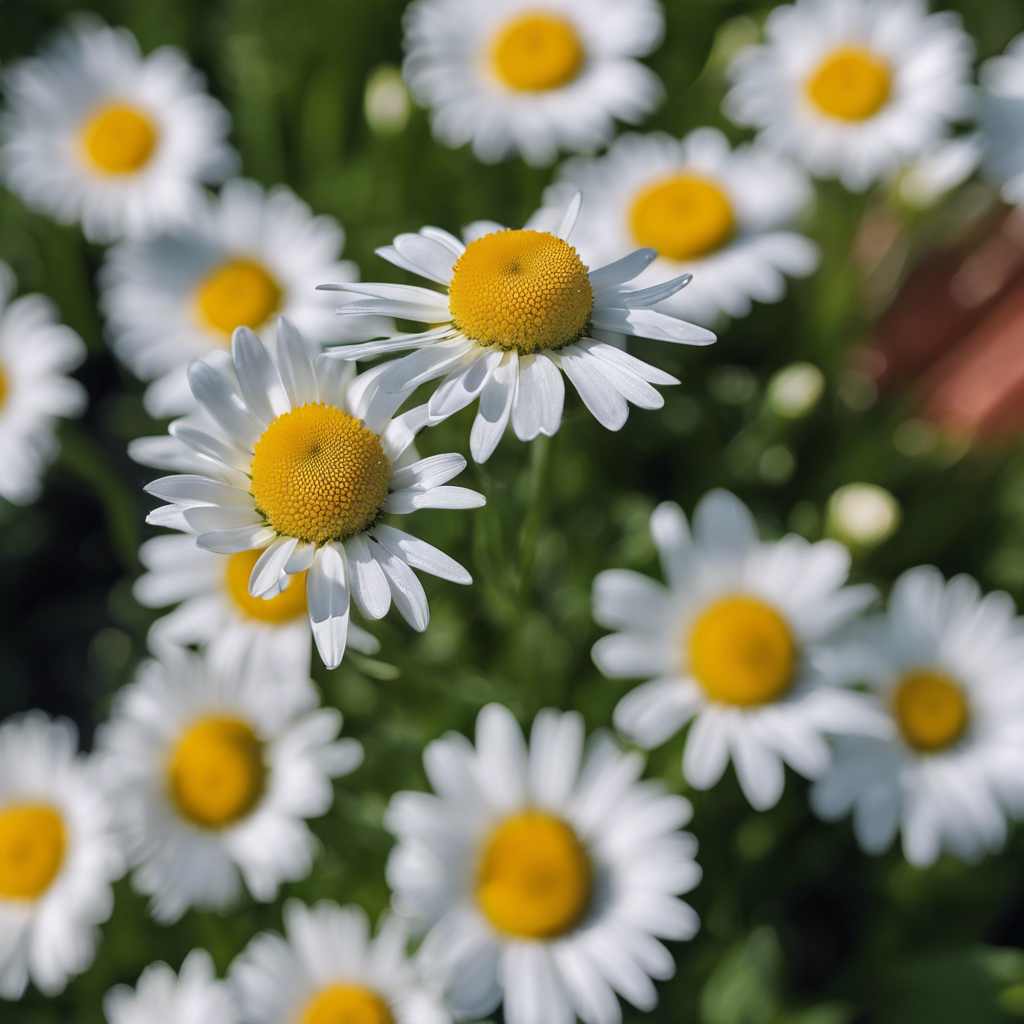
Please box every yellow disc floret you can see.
[448,230,593,354]
[195,258,283,337]
[0,804,66,900]
[81,102,159,174]
[250,404,391,546]
[892,669,969,752]
[806,47,892,122]
[688,595,797,706]
[491,13,585,92]
[224,549,308,623]
[302,985,395,1024]
[476,811,592,938]
[630,174,737,262]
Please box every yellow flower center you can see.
[0,366,7,410]
[80,102,159,174]
[168,718,266,829]
[476,811,592,939]
[0,805,66,900]
[892,669,969,752]
[491,13,585,91]
[448,230,593,354]
[250,404,391,546]
[194,258,283,338]
[688,596,797,706]
[630,174,737,262]
[224,549,308,623]
[302,985,395,1024]
[806,47,892,121]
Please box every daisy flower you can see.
[0,713,123,999]
[132,317,482,670]
[0,261,87,506]
[100,179,391,418]
[402,0,665,166]
[723,0,973,192]
[230,900,450,1024]
[0,15,236,243]
[322,195,715,463]
[592,490,884,811]
[811,567,1024,867]
[385,703,701,1024]
[979,34,1024,207]
[95,649,364,923]
[104,950,237,1024]
[545,129,819,325]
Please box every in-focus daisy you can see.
[323,196,715,463]
[231,899,450,1024]
[104,950,237,1024]
[403,0,665,166]
[723,0,973,191]
[133,317,482,670]
[0,261,87,506]
[592,490,884,810]
[100,179,391,418]
[545,129,819,324]
[0,713,123,999]
[979,34,1024,207]
[811,567,1024,866]
[385,703,700,1024]
[0,16,236,243]
[95,650,363,922]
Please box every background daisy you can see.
[979,33,1024,207]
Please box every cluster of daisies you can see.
[3,2,1024,1024]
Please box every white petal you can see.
[589,249,658,291]
[511,353,564,441]
[559,347,628,430]
[188,358,264,446]
[683,710,731,790]
[249,536,299,597]
[590,307,716,346]
[306,544,351,669]
[344,534,392,619]
[389,453,467,492]
[145,475,254,508]
[231,326,289,421]
[469,354,517,462]
[276,317,319,407]
[371,543,430,631]
[372,524,471,584]
[383,486,485,512]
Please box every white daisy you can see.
[545,129,819,325]
[385,703,701,1024]
[104,949,237,1024]
[0,15,236,243]
[95,649,364,923]
[402,0,665,166]
[131,316,482,670]
[723,0,973,192]
[592,490,885,811]
[100,179,391,418]
[979,33,1024,207]
[811,566,1024,867]
[230,899,450,1024]
[0,712,124,999]
[322,195,715,463]
[0,261,87,506]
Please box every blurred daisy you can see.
[0,713,123,999]
[0,16,236,243]
[231,899,450,1024]
[723,0,973,191]
[811,567,1024,866]
[545,129,819,324]
[592,490,883,810]
[403,0,665,166]
[385,704,700,1024]
[323,196,715,463]
[100,179,390,418]
[0,261,87,506]
[134,318,481,670]
[96,649,363,923]
[979,34,1024,207]
[104,950,237,1024]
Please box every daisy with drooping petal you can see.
[104,949,237,1024]
[231,899,451,1024]
[592,490,885,811]
[133,317,481,670]
[0,261,87,506]
[0,15,236,243]
[95,649,363,923]
[979,34,1024,208]
[811,567,1024,867]
[545,129,819,325]
[0,713,124,999]
[322,195,715,463]
[402,0,665,166]
[100,179,391,418]
[723,0,973,192]
[385,703,700,1024]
